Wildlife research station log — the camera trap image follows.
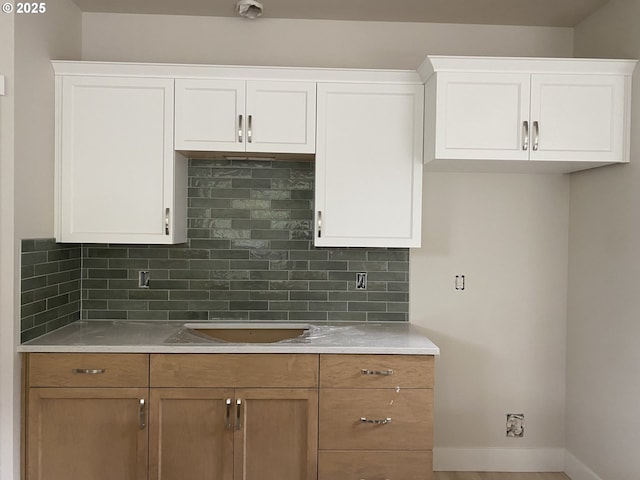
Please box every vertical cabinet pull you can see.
[522,121,529,151]
[317,211,322,238]
[164,208,170,235]
[235,399,242,430]
[532,121,540,151]
[247,115,253,143]
[225,398,232,430]
[238,114,244,143]
[139,399,146,430]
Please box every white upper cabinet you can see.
[315,83,423,248]
[54,72,187,244]
[175,79,316,154]
[420,56,637,173]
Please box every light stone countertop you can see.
[18,320,440,355]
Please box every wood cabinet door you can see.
[58,75,179,244]
[234,388,318,480]
[432,71,531,161]
[175,78,246,152]
[245,81,316,154]
[315,82,423,247]
[530,73,627,162]
[27,387,148,480]
[149,388,234,480]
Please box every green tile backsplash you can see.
[20,158,409,340]
[20,239,81,342]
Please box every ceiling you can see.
[71,0,610,27]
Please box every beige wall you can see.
[411,173,569,465]
[0,1,81,478]
[568,1,640,479]
[80,13,574,469]
[14,0,82,238]
[0,12,17,480]
[81,13,573,68]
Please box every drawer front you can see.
[151,354,319,387]
[318,451,433,480]
[320,354,433,388]
[28,353,149,387]
[319,389,433,450]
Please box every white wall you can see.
[0,12,17,480]
[0,2,81,478]
[411,173,570,471]
[81,13,573,68]
[567,2,640,479]
[80,14,574,471]
[15,0,82,238]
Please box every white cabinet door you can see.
[432,72,531,161]
[530,74,627,162]
[175,79,245,152]
[56,76,186,244]
[175,79,316,154]
[246,81,316,154]
[315,83,423,248]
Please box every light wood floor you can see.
[434,473,570,480]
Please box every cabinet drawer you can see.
[320,354,433,388]
[318,451,432,480]
[151,354,319,387]
[319,389,433,450]
[28,353,149,387]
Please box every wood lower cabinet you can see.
[319,354,434,480]
[149,354,319,480]
[25,354,150,480]
[25,352,434,480]
[149,388,234,480]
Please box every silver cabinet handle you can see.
[247,114,253,143]
[165,208,170,236]
[522,121,529,151]
[139,399,146,430]
[225,398,232,430]
[236,398,242,430]
[72,368,105,374]
[238,114,243,143]
[360,417,392,425]
[361,369,393,376]
[317,211,322,238]
[533,121,539,151]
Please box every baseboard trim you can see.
[433,447,565,472]
[564,451,603,480]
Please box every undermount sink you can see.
[182,323,311,344]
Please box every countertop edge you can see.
[17,345,440,355]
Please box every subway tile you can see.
[308,301,348,312]
[249,290,288,301]
[230,301,268,311]
[368,312,407,321]
[269,301,308,311]
[328,312,367,322]
[348,302,387,312]
[20,161,409,342]
[249,271,288,281]
[249,311,289,321]
[290,291,327,301]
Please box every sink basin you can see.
[182,323,310,344]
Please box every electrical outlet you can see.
[506,413,525,437]
[356,272,367,290]
[138,271,150,288]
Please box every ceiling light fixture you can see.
[236,0,263,19]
